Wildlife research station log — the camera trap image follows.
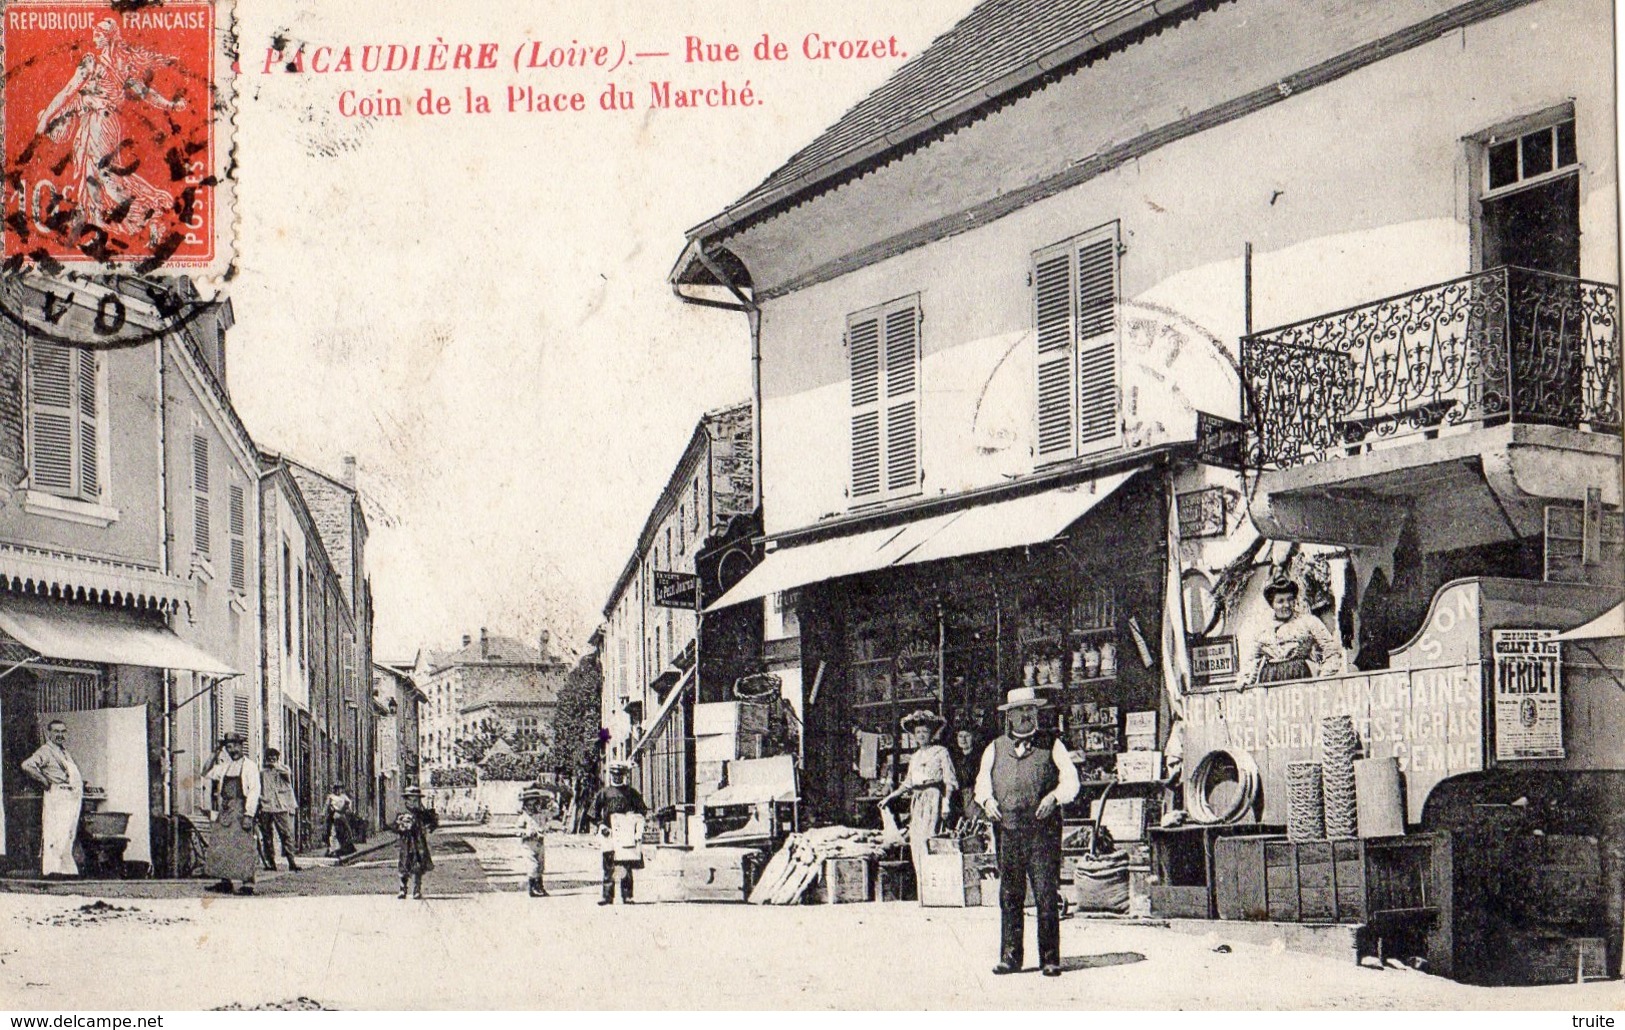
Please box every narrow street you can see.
[0,824,1615,1011]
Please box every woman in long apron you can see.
[881,709,959,887]
[204,733,261,895]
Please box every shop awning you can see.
[0,596,238,675]
[705,469,1138,611]
[1554,603,1625,641]
[630,665,696,759]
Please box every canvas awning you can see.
[1553,603,1625,641]
[0,596,238,675]
[630,665,696,759]
[706,469,1139,611]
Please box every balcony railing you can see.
[1242,267,1621,471]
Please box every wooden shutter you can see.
[27,343,76,494]
[1033,222,1120,461]
[192,434,211,557]
[233,690,251,738]
[848,311,883,500]
[229,484,247,591]
[884,303,921,494]
[1075,225,1120,454]
[1034,247,1076,460]
[848,297,921,504]
[75,349,99,497]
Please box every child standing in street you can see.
[514,785,559,897]
[394,785,439,899]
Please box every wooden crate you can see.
[1152,824,1279,920]
[817,856,873,904]
[1265,839,1366,923]
[1217,836,1374,923]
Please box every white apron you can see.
[39,751,84,876]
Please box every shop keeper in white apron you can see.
[587,761,648,905]
[19,719,83,878]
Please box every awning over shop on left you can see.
[0,596,237,675]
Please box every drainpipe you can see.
[156,336,177,874]
[672,246,761,514]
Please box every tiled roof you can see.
[698,0,1182,240]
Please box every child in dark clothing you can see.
[394,785,439,899]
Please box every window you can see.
[1477,111,1580,277]
[228,484,247,592]
[282,542,293,652]
[678,505,686,553]
[1033,222,1121,462]
[26,342,101,500]
[296,566,306,668]
[232,689,250,738]
[692,480,701,532]
[191,434,211,557]
[847,296,921,504]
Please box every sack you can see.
[1072,850,1130,914]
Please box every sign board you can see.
[1492,628,1564,760]
[1177,487,1227,539]
[1182,664,1485,823]
[1190,636,1238,689]
[1195,411,1246,471]
[653,571,700,610]
[1115,751,1163,783]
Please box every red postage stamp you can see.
[2,0,233,276]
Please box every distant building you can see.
[372,661,425,823]
[599,401,755,829]
[416,628,569,771]
[284,458,375,826]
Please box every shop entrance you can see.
[0,656,103,874]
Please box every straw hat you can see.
[1263,573,1300,601]
[997,686,1050,711]
[899,709,945,733]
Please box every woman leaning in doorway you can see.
[880,709,959,885]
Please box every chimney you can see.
[480,627,489,659]
[461,634,472,648]
[538,630,550,659]
[341,454,358,489]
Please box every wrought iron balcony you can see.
[1242,267,1620,471]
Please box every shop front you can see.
[0,595,238,879]
[711,459,1181,833]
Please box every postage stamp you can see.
[1,0,234,280]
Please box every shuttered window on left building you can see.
[847,295,922,506]
[25,341,102,501]
[192,433,210,558]
[228,483,247,592]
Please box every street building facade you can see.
[0,277,258,877]
[372,661,425,824]
[598,402,755,839]
[675,0,1621,983]
[416,629,568,773]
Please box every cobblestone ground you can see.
[1,825,1618,1011]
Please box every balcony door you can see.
[1478,115,1580,277]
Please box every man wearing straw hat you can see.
[974,687,1079,977]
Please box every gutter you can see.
[671,244,763,516]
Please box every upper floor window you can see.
[191,433,211,558]
[228,484,247,593]
[1033,221,1121,463]
[26,342,102,501]
[847,295,921,505]
[1476,109,1579,278]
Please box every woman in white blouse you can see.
[881,709,959,886]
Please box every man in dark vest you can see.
[974,686,1080,977]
